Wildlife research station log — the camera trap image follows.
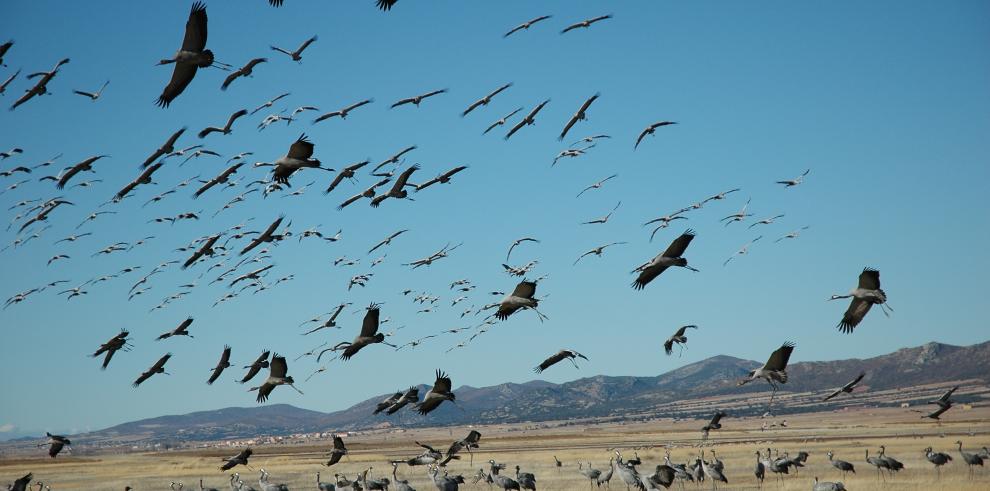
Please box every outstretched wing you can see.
[510,280,537,299]
[182,2,208,52]
[765,342,795,371]
[288,134,315,159]
[359,304,381,337]
[858,268,881,290]
[662,230,695,258]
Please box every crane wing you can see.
[182,2,208,52]
[858,268,881,290]
[662,229,695,258]
[764,342,794,371]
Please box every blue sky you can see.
[1,0,988,437]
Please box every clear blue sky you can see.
[1,0,988,438]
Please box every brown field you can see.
[3,407,989,490]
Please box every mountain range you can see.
[64,340,990,443]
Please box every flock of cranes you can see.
[1,1,975,490]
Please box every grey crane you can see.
[316,471,335,491]
[776,169,809,187]
[462,83,512,116]
[774,226,810,243]
[140,127,186,168]
[10,57,70,111]
[578,462,601,489]
[720,198,752,226]
[443,430,481,465]
[389,465,416,491]
[250,92,290,115]
[723,236,762,267]
[0,69,18,95]
[956,440,984,476]
[574,241,626,265]
[664,324,698,356]
[581,201,621,225]
[239,216,284,255]
[371,145,417,174]
[92,329,131,370]
[631,229,699,289]
[219,448,252,471]
[323,159,369,194]
[317,303,393,361]
[207,345,232,384]
[701,411,727,440]
[198,109,248,138]
[415,165,467,192]
[374,392,403,414]
[302,303,350,335]
[613,452,646,490]
[268,134,326,185]
[644,465,675,490]
[0,147,23,159]
[753,451,764,487]
[8,473,32,491]
[313,98,374,123]
[182,234,221,269]
[157,317,195,340]
[73,80,109,100]
[812,477,846,491]
[559,93,599,140]
[115,161,163,202]
[270,35,317,62]
[194,163,243,198]
[748,214,785,229]
[505,99,550,140]
[391,89,447,109]
[387,387,420,414]
[221,58,266,90]
[488,470,519,491]
[393,441,444,466]
[829,268,892,333]
[325,434,348,466]
[534,349,588,373]
[931,385,958,409]
[924,446,952,479]
[576,174,617,198]
[878,446,904,476]
[825,451,855,478]
[415,369,455,415]
[504,15,552,37]
[133,353,172,387]
[55,154,109,189]
[484,107,522,135]
[239,350,270,384]
[561,14,613,34]
[506,237,539,261]
[199,479,219,491]
[338,177,391,209]
[368,229,408,254]
[428,465,459,491]
[39,432,70,458]
[700,451,727,490]
[823,372,865,401]
[157,3,226,107]
[371,165,418,207]
[495,280,547,321]
[634,121,676,150]
[737,342,795,412]
[514,466,535,491]
[249,354,302,402]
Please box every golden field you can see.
[3,406,989,490]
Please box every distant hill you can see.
[74,340,989,442]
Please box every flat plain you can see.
[3,407,989,490]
